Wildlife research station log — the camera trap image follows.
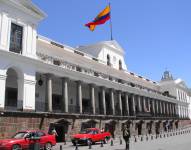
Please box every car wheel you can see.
[72,142,76,146]
[45,142,52,150]
[12,144,21,150]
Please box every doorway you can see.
[136,122,143,135]
[49,119,70,143]
[105,120,116,138]
[81,120,97,131]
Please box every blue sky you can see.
[32,0,191,87]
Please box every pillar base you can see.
[0,107,4,111]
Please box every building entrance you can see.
[136,121,143,135]
[155,122,160,135]
[49,119,70,143]
[105,120,116,138]
[81,119,98,130]
[146,121,152,134]
[5,68,21,110]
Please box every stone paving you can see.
[52,130,191,150]
[131,131,191,150]
[52,140,126,150]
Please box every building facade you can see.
[0,0,190,142]
[160,71,191,119]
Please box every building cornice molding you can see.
[2,0,46,21]
[0,49,179,104]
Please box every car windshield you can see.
[12,132,27,139]
[79,129,94,134]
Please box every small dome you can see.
[161,70,173,81]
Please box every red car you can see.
[71,128,111,145]
[0,130,56,150]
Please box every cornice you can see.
[2,0,46,21]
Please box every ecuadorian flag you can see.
[85,5,110,31]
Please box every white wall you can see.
[98,47,127,70]
[0,2,38,58]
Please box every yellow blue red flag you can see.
[85,5,110,31]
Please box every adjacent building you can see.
[159,71,191,119]
[0,0,190,142]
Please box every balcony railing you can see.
[136,111,152,117]
[36,52,170,99]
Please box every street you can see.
[52,140,126,150]
[52,130,191,150]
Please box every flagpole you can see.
[109,2,113,40]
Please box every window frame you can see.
[9,22,24,54]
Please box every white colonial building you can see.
[0,0,190,141]
[159,71,191,119]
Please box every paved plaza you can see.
[131,131,191,150]
[52,131,191,150]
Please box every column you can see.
[183,107,185,118]
[183,106,185,118]
[101,87,106,115]
[137,95,142,112]
[125,93,129,116]
[163,102,166,115]
[131,94,136,115]
[180,106,182,118]
[151,99,155,115]
[0,73,6,110]
[166,103,169,116]
[118,91,122,116]
[173,104,176,116]
[169,103,172,117]
[110,89,115,115]
[178,105,181,118]
[148,98,151,112]
[159,101,163,114]
[46,74,53,112]
[77,81,82,114]
[90,84,95,115]
[0,12,10,50]
[17,78,24,110]
[19,70,36,111]
[175,105,179,117]
[156,100,159,115]
[61,78,68,113]
[166,103,168,116]
[143,97,146,112]
[171,104,174,116]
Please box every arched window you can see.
[107,54,111,66]
[119,60,122,70]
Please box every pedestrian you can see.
[165,121,169,132]
[123,124,130,150]
[101,128,105,133]
[51,127,58,137]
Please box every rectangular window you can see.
[9,23,23,54]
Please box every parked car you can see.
[71,128,111,145]
[0,130,56,150]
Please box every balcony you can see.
[36,52,170,100]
